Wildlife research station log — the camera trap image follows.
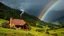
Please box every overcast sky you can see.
[0,0,64,23]
[0,0,49,16]
[43,0,64,22]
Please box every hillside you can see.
[0,2,58,28]
[0,2,64,36]
[0,2,43,26]
[0,19,64,36]
[0,2,63,29]
[51,17,64,28]
[52,17,64,25]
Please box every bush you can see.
[10,27,15,29]
[36,29,44,32]
[51,33,58,36]
[28,25,31,31]
[61,32,64,34]
[36,25,43,28]
[26,33,34,36]
[2,22,9,28]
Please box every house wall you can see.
[9,18,14,27]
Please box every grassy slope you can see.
[0,19,8,27]
[0,19,64,36]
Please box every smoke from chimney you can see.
[20,9,24,16]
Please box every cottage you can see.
[9,18,29,30]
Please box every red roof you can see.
[12,19,26,25]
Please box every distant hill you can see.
[51,17,64,27]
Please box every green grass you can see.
[0,18,64,36]
[0,18,8,25]
[0,19,8,27]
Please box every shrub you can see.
[61,32,64,34]
[2,22,9,28]
[10,27,15,29]
[26,33,34,36]
[36,29,44,32]
[51,33,58,36]
[28,25,31,31]
[36,25,43,28]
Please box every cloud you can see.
[0,0,48,16]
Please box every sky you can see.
[0,0,48,16]
[0,0,64,23]
[42,0,64,22]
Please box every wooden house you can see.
[9,18,29,30]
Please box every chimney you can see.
[9,17,13,27]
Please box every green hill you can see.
[0,2,57,27]
[0,2,64,36]
[0,2,21,19]
[0,19,64,36]
[0,2,44,26]
[0,2,63,29]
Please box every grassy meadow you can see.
[0,19,64,36]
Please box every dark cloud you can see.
[0,0,64,23]
[0,0,48,16]
[43,10,64,22]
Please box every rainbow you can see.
[38,0,60,21]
